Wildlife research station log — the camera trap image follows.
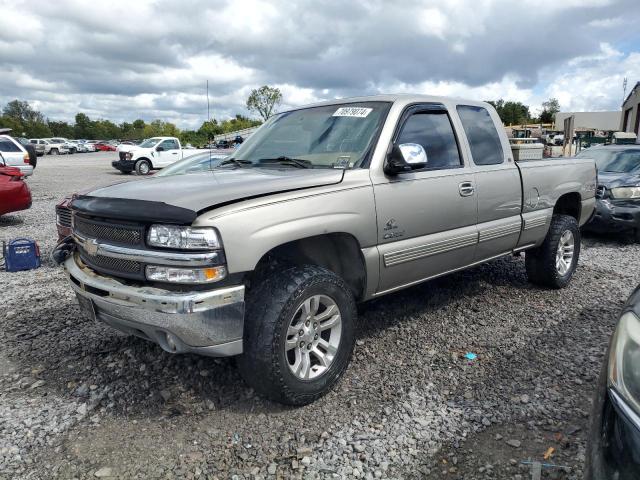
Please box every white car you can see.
[48,137,77,154]
[0,135,34,176]
[83,140,98,152]
[69,140,87,153]
[42,139,69,155]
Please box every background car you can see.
[0,154,32,216]
[154,150,231,177]
[16,137,38,168]
[586,284,640,479]
[578,146,640,241]
[48,137,77,154]
[95,142,116,151]
[42,139,69,155]
[28,138,47,156]
[0,135,34,176]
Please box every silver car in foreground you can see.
[57,95,596,404]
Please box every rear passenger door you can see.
[374,104,478,294]
[456,105,522,261]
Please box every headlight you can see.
[609,311,640,415]
[146,265,226,284]
[610,186,640,199]
[147,225,221,250]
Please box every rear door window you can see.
[457,105,505,166]
[0,139,21,152]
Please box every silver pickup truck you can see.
[58,95,596,405]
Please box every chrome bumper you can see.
[64,254,244,357]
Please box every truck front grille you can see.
[79,250,143,279]
[56,205,72,228]
[119,151,127,161]
[74,216,143,246]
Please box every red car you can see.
[0,163,32,216]
[95,142,117,151]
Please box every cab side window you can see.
[159,139,178,150]
[396,111,462,170]
[456,105,504,166]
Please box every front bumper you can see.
[64,254,245,357]
[585,198,640,233]
[111,159,136,172]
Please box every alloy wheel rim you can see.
[140,163,149,174]
[555,230,575,275]
[285,294,342,380]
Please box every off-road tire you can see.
[135,159,151,175]
[237,265,357,405]
[526,214,580,289]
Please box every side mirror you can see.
[384,143,428,174]
[156,146,165,152]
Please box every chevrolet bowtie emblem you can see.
[85,239,99,256]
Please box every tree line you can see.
[0,99,263,145]
[486,98,560,125]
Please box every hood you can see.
[86,167,345,213]
[117,144,137,153]
[598,171,640,189]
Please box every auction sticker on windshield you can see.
[332,107,372,118]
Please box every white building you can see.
[554,111,621,132]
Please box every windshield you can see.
[155,152,229,177]
[577,148,640,173]
[230,102,391,169]
[139,137,163,148]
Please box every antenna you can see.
[207,80,212,167]
[622,77,628,106]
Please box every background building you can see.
[621,81,640,135]
[555,111,621,132]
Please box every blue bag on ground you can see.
[3,238,41,272]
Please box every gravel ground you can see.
[1,153,639,479]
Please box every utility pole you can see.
[622,77,628,106]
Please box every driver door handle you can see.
[459,181,475,197]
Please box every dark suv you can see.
[577,146,640,240]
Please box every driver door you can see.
[373,104,478,294]
[156,139,180,167]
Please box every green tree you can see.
[74,113,92,138]
[246,85,282,120]
[198,119,221,140]
[48,120,74,137]
[539,98,560,124]
[486,99,530,125]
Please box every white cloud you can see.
[0,0,639,128]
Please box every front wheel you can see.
[237,265,357,405]
[50,148,59,155]
[135,159,151,175]
[526,214,581,289]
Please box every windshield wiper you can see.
[257,156,313,169]
[218,158,253,168]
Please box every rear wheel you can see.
[526,214,580,289]
[135,159,151,175]
[237,265,357,405]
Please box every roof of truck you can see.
[284,94,490,112]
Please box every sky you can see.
[1,0,640,129]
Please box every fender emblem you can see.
[384,218,398,231]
